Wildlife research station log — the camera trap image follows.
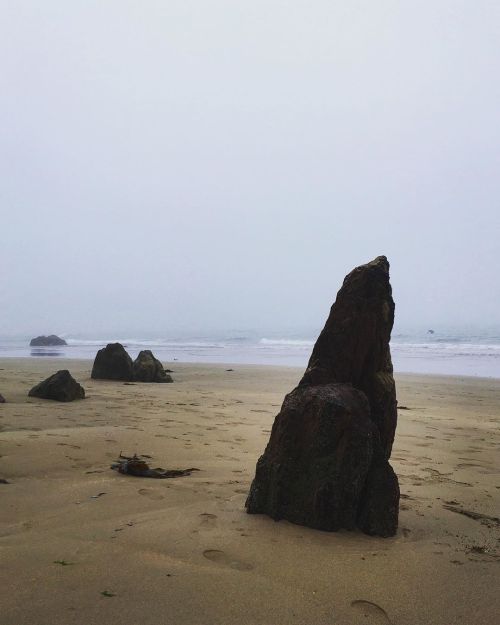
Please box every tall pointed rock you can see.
[246,256,400,537]
[300,255,397,458]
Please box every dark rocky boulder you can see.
[246,256,399,537]
[246,384,399,536]
[30,335,67,346]
[300,255,397,459]
[28,370,85,402]
[91,343,133,381]
[133,350,173,383]
[0,393,5,403]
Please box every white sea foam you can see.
[259,338,314,347]
[391,342,500,355]
[65,338,224,349]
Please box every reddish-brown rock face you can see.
[246,256,400,537]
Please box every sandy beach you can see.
[0,358,499,625]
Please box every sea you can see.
[1,326,500,379]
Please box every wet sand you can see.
[0,358,499,625]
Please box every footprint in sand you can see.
[203,549,253,571]
[138,488,164,500]
[199,513,218,528]
[350,600,392,624]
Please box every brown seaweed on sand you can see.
[111,453,199,479]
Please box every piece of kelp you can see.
[111,453,199,479]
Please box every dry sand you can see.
[0,358,499,625]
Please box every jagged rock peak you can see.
[300,255,396,458]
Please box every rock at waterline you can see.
[28,370,85,402]
[133,350,173,383]
[246,256,400,537]
[91,343,134,381]
[30,335,67,346]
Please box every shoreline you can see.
[1,360,499,624]
[2,356,500,383]
[3,332,500,379]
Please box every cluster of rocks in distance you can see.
[30,335,67,346]
[24,344,171,403]
[91,343,172,383]
[28,370,85,402]
[246,256,400,537]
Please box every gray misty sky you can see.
[1,1,499,337]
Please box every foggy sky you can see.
[1,1,499,337]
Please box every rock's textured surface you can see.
[30,335,67,346]
[133,350,173,383]
[28,370,85,402]
[246,256,400,537]
[300,255,397,458]
[91,343,134,381]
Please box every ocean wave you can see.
[2,332,500,376]
[65,338,224,349]
[391,342,500,353]
[59,337,500,356]
[259,338,314,347]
